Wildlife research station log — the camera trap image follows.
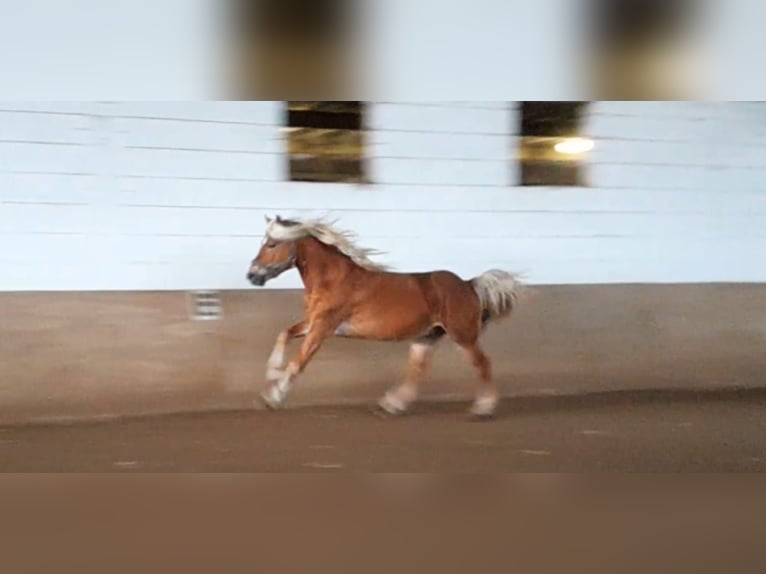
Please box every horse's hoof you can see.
[377,395,408,416]
[260,389,284,410]
[469,397,498,420]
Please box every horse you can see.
[246,215,524,418]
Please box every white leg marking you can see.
[261,383,286,410]
[266,368,284,382]
[409,342,432,363]
[261,363,298,410]
[378,384,417,415]
[267,344,284,370]
[378,343,433,415]
[266,334,287,381]
[470,390,498,418]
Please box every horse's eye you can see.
[266,243,276,249]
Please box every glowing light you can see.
[554,138,595,155]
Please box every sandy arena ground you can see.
[1,387,765,472]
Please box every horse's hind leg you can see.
[462,343,498,418]
[378,331,442,415]
[445,321,498,418]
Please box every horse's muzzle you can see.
[247,272,267,286]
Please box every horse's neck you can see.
[295,237,355,292]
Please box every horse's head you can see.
[247,216,299,286]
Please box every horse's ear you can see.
[264,215,272,224]
[275,215,283,223]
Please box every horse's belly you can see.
[337,278,437,340]
[335,315,432,341]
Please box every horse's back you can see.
[367,269,471,299]
[418,269,470,288]
[408,269,476,300]
[377,268,480,319]
[339,268,475,341]
[422,269,481,313]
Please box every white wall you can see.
[0,0,222,100]
[1,101,765,291]
[0,1,579,101]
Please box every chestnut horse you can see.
[247,216,523,418]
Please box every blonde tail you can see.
[470,269,524,322]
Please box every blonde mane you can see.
[265,217,388,272]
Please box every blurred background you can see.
[1,0,766,99]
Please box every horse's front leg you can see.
[262,314,339,409]
[266,319,310,381]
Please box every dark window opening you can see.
[286,101,367,184]
[518,102,591,187]
[588,0,698,99]
[231,0,356,99]
[591,0,692,50]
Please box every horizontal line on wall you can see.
[7,226,764,242]
[0,231,87,236]
[376,102,510,111]
[123,145,279,155]
[587,111,713,120]
[110,232,626,240]
[376,134,765,149]
[120,232,265,238]
[0,140,89,147]
[5,281,763,293]
[118,174,277,183]
[0,109,93,118]
[116,152,509,163]
[8,134,762,152]
[113,177,706,191]
[113,115,277,127]
[595,184,702,191]
[591,161,766,170]
[586,135,766,147]
[368,181,507,188]
[124,261,255,266]
[5,248,764,268]
[4,136,763,153]
[0,200,89,206]
[111,176,726,193]
[5,170,96,177]
[372,155,508,163]
[116,204,731,216]
[111,253,755,268]
[368,127,509,136]
[515,135,696,144]
[586,136,708,145]
[113,232,707,240]
[590,161,712,168]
